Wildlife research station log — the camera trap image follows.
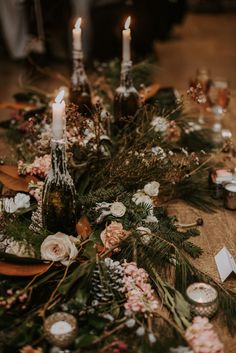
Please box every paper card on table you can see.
[214,246,236,282]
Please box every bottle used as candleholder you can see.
[114,60,140,127]
[70,49,93,117]
[42,139,78,235]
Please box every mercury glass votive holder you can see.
[224,182,236,210]
[44,312,78,349]
[186,282,218,318]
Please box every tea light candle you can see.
[52,90,65,140]
[50,320,73,335]
[44,312,77,349]
[224,182,236,210]
[186,282,218,318]
[123,16,131,62]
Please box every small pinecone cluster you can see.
[91,258,124,305]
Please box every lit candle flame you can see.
[55,90,65,104]
[75,17,82,30]
[124,16,131,30]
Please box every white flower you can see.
[132,191,153,206]
[144,181,160,197]
[110,202,126,217]
[0,193,30,214]
[136,326,145,336]
[151,146,167,160]
[125,318,136,328]
[145,215,159,223]
[40,232,78,266]
[1,198,17,213]
[148,333,157,344]
[14,193,30,209]
[136,226,151,235]
[102,314,114,322]
[136,226,152,245]
[151,116,168,132]
[5,239,35,258]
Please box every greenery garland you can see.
[0,58,235,353]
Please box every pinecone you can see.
[91,258,124,305]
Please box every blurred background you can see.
[0,0,236,108]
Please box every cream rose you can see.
[144,181,160,197]
[41,232,78,266]
[110,202,126,217]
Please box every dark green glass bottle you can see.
[114,60,140,127]
[42,139,77,234]
[70,49,93,117]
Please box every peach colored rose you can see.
[100,221,129,250]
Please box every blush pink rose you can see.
[100,221,129,250]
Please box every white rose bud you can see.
[125,318,136,328]
[144,181,160,197]
[110,202,126,217]
[41,232,78,266]
[136,326,145,336]
[148,333,157,344]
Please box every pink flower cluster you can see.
[100,221,129,250]
[18,154,51,178]
[185,317,224,353]
[0,288,28,310]
[122,261,158,314]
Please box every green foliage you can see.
[3,216,48,257]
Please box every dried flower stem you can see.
[92,322,126,345]
[42,264,70,320]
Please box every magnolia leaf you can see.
[0,165,38,192]
[75,288,88,306]
[0,252,43,264]
[83,241,96,260]
[175,291,191,320]
[76,216,91,240]
[0,261,51,276]
[142,82,160,102]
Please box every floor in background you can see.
[0,13,236,122]
[155,13,236,91]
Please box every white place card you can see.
[214,246,236,282]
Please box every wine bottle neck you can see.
[120,60,133,88]
[72,49,87,81]
[51,139,67,175]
